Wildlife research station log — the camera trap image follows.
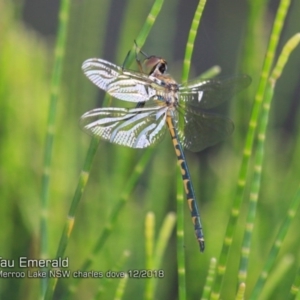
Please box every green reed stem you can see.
[177,1,207,298]
[40,0,71,297]
[153,213,176,293]
[211,0,292,297]
[255,215,298,298]
[235,283,246,300]
[251,184,300,299]
[258,255,294,300]
[65,148,153,298]
[240,33,300,288]
[103,0,164,107]
[201,258,217,300]
[44,137,99,300]
[182,0,207,83]
[145,212,155,300]
[44,0,164,297]
[134,0,164,51]
[113,274,129,300]
[289,262,300,300]
[177,178,186,300]
[145,212,176,299]
[119,0,164,69]
[198,66,221,80]
[94,250,130,299]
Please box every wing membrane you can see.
[175,105,234,152]
[82,58,251,151]
[179,74,251,109]
[82,58,158,102]
[80,106,168,148]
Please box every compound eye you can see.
[143,56,161,75]
[158,62,167,74]
[144,56,161,69]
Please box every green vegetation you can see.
[1,0,300,299]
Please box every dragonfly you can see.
[80,47,251,252]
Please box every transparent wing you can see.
[179,74,251,109]
[82,58,159,102]
[80,106,168,148]
[174,105,234,152]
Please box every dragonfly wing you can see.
[82,59,158,102]
[175,106,234,152]
[81,106,168,148]
[179,74,251,109]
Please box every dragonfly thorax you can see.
[148,70,179,108]
[144,55,180,108]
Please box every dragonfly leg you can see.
[134,40,150,59]
[135,102,145,108]
[132,41,147,109]
[134,40,150,74]
[121,49,131,71]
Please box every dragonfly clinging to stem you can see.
[80,44,251,252]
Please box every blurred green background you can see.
[1,0,300,299]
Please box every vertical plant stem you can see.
[40,0,71,297]
[152,213,176,293]
[177,178,186,300]
[145,212,155,300]
[239,33,300,287]
[65,148,153,298]
[256,255,294,300]
[52,1,165,298]
[289,263,300,300]
[113,274,129,300]
[115,0,164,70]
[201,258,217,300]
[235,283,246,300]
[43,137,99,300]
[144,212,177,299]
[182,0,207,83]
[211,0,292,297]
[250,185,300,299]
[177,1,207,298]
[94,250,130,299]
[57,137,99,254]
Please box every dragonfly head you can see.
[144,56,168,76]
